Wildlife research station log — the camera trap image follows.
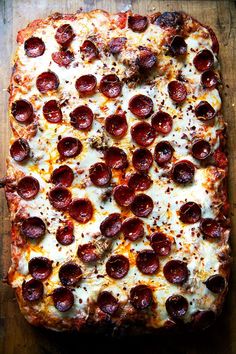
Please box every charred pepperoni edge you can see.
[128,15,148,33]
[152,11,183,29]
[132,148,153,172]
[169,35,187,56]
[11,99,34,123]
[52,287,74,312]
[131,193,154,217]
[59,262,82,286]
[154,141,174,166]
[136,249,159,275]
[24,37,45,57]
[57,137,82,158]
[48,186,72,211]
[28,257,53,281]
[150,232,172,257]
[10,138,30,162]
[201,70,219,89]
[55,24,75,47]
[100,213,122,238]
[77,243,99,263]
[80,40,99,61]
[69,198,93,223]
[136,49,157,71]
[89,162,111,187]
[191,139,211,160]
[204,274,226,294]
[97,291,119,315]
[130,285,153,310]
[165,294,189,319]
[22,279,44,302]
[56,222,74,246]
[106,255,130,279]
[171,160,195,184]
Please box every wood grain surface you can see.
[0,1,235,353]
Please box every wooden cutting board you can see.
[0,1,235,353]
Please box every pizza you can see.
[5,10,230,333]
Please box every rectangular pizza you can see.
[5,10,230,333]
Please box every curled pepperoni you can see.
[106,255,129,279]
[165,295,188,319]
[200,218,221,238]
[43,100,62,123]
[136,250,159,275]
[154,12,183,28]
[77,243,98,263]
[154,141,174,166]
[168,80,187,103]
[151,111,173,135]
[131,122,156,147]
[59,262,82,286]
[55,24,74,47]
[22,279,44,302]
[52,287,74,312]
[80,40,98,61]
[191,310,215,330]
[150,232,171,257]
[131,194,154,217]
[113,185,135,207]
[69,198,93,223]
[128,172,152,191]
[70,105,94,131]
[48,186,71,211]
[137,49,157,71]
[132,148,153,172]
[201,70,219,89]
[28,257,52,281]
[21,217,46,239]
[195,101,216,121]
[100,213,122,238]
[75,75,97,96]
[169,36,187,56]
[97,291,119,315]
[89,162,111,187]
[122,217,144,241]
[105,114,128,138]
[24,37,45,57]
[172,160,195,184]
[191,139,211,160]
[52,50,74,67]
[193,49,214,72]
[104,147,128,169]
[128,15,148,33]
[179,202,201,224]
[205,274,225,293]
[51,165,74,187]
[108,37,127,54]
[11,99,33,123]
[36,72,59,94]
[56,222,74,245]
[57,137,82,158]
[10,138,30,162]
[129,94,153,118]
[163,260,189,284]
[100,74,122,98]
[17,176,40,200]
[130,285,153,310]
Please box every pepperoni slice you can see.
[56,222,74,245]
[154,141,174,166]
[11,99,33,123]
[201,70,218,89]
[132,148,153,172]
[205,274,225,293]
[105,114,128,138]
[106,255,129,279]
[179,202,201,224]
[128,172,152,191]
[21,217,46,239]
[151,111,173,135]
[70,105,94,131]
[100,74,122,98]
[10,138,30,162]
[75,75,97,96]
[22,279,44,302]
[165,295,188,318]
[137,49,157,71]
[57,137,82,159]
[78,243,98,263]
[52,287,74,312]
[193,49,214,72]
[51,165,74,187]
[168,81,187,103]
[100,213,122,238]
[80,40,98,61]
[43,100,62,123]
[171,160,195,184]
[129,94,153,118]
[163,260,189,284]
[150,232,171,257]
[122,217,144,241]
[195,101,216,121]
[136,250,159,275]
[191,139,211,160]
[89,162,111,187]
[36,72,59,94]
[191,310,215,330]
[200,218,221,238]
[131,194,154,217]
[169,36,187,56]
[131,122,156,147]
[17,176,40,200]
[154,12,183,28]
[24,37,45,57]
[104,147,128,170]
[97,291,119,315]
[128,15,148,33]
[108,37,127,54]
[52,50,74,67]
[59,262,82,286]
[113,185,135,207]
[48,186,71,211]
[55,24,74,47]
[69,198,93,223]
[28,257,52,281]
[130,285,153,310]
